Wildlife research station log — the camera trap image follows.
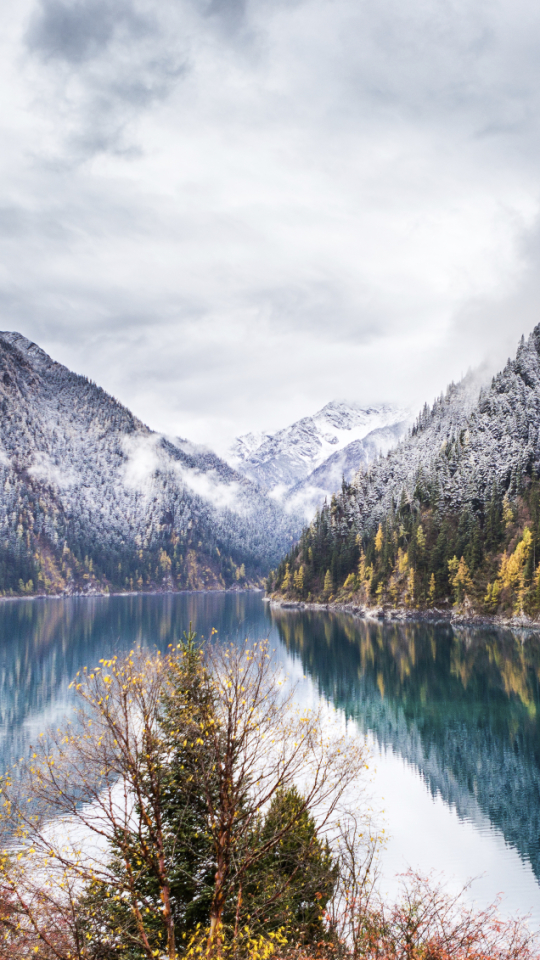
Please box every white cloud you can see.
[171,458,248,514]
[28,451,76,487]
[0,0,539,448]
[121,433,160,490]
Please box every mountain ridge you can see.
[230,400,411,513]
[0,332,303,596]
[270,330,540,618]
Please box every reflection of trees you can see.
[0,592,272,775]
[272,608,540,880]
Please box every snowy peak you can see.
[285,418,411,520]
[230,400,411,493]
[230,430,273,464]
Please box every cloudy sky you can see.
[1,0,540,452]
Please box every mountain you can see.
[285,419,410,519]
[230,401,410,509]
[0,332,302,596]
[271,329,540,618]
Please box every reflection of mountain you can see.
[0,593,273,775]
[272,608,540,880]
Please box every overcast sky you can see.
[1,0,540,452]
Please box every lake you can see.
[1,591,540,922]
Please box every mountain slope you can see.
[0,333,301,596]
[285,419,410,518]
[230,400,410,498]
[271,329,540,617]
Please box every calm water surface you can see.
[1,592,540,921]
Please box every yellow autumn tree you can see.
[502,494,514,529]
[448,556,473,606]
[375,524,383,553]
[496,527,532,613]
[293,565,304,594]
[357,551,374,602]
[484,580,502,611]
[323,569,333,596]
[397,548,408,576]
[343,571,357,592]
[282,562,291,592]
[405,568,415,607]
[358,551,367,581]
[428,573,436,606]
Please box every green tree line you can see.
[269,472,540,617]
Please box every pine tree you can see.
[243,786,337,942]
[79,629,218,957]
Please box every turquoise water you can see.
[1,592,540,920]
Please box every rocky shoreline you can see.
[0,585,264,603]
[266,596,540,631]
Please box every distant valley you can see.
[229,401,411,518]
[0,333,408,597]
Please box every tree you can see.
[323,569,333,597]
[405,568,415,607]
[448,556,473,606]
[196,641,367,956]
[503,494,514,529]
[282,563,291,592]
[0,639,370,960]
[428,572,436,606]
[79,629,218,958]
[242,785,337,943]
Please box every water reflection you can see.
[271,607,540,883]
[0,592,273,774]
[3,593,540,900]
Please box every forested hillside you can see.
[0,333,301,596]
[269,327,540,619]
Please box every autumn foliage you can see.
[0,635,537,959]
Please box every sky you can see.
[1,0,540,454]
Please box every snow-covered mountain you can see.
[285,419,410,519]
[292,336,536,544]
[0,333,302,595]
[229,401,411,509]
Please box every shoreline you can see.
[267,596,540,631]
[0,586,265,604]
[3,587,536,632]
